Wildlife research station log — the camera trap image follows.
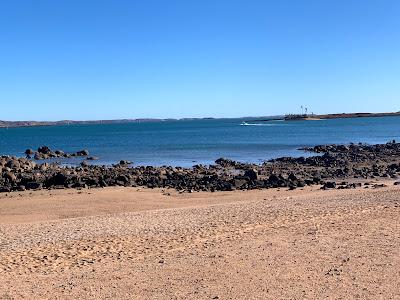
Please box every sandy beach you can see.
[2,0,400,298]
[0,183,399,299]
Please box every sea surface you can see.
[1,116,400,167]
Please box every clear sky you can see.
[1,0,399,121]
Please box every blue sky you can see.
[1,0,399,120]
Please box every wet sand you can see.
[0,184,399,299]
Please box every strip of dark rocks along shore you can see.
[1,142,400,193]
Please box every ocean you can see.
[1,116,400,167]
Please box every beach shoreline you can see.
[1,142,399,298]
[1,142,400,194]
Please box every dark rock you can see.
[215,158,236,167]
[34,153,49,160]
[215,158,250,169]
[76,150,89,156]
[296,180,306,187]
[244,169,258,181]
[25,182,42,190]
[17,185,26,191]
[5,160,20,169]
[323,182,336,189]
[373,184,387,188]
[38,146,52,154]
[288,173,298,181]
[4,172,17,182]
[25,149,35,155]
[54,150,65,156]
[232,178,247,189]
[116,175,130,184]
[47,173,68,186]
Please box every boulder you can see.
[38,146,52,154]
[76,150,89,156]
[34,153,48,160]
[116,175,130,184]
[5,160,20,169]
[244,169,258,181]
[47,173,68,186]
[54,150,65,156]
[4,172,17,182]
[288,173,298,181]
[25,149,35,155]
[25,182,42,190]
[323,181,336,189]
[232,178,247,189]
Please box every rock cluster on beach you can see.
[1,142,400,193]
[25,146,90,160]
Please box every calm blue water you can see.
[1,116,400,167]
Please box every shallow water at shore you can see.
[1,116,400,166]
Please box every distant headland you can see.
[251,111,400,122]
[284,111,400,121]
[1,112,399,128]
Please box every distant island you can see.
[252,111,400,122]
[1,112,400,128]
[284,111,400,121]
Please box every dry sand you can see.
[0,184,399,299]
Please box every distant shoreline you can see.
[0,118,219,128]
[315,111,400,120]
[250,112,400,122]
[1,112,400,128]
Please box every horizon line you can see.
[1,111,400,124]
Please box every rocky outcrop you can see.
[76,150,89,156]
[26,146,90,160]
